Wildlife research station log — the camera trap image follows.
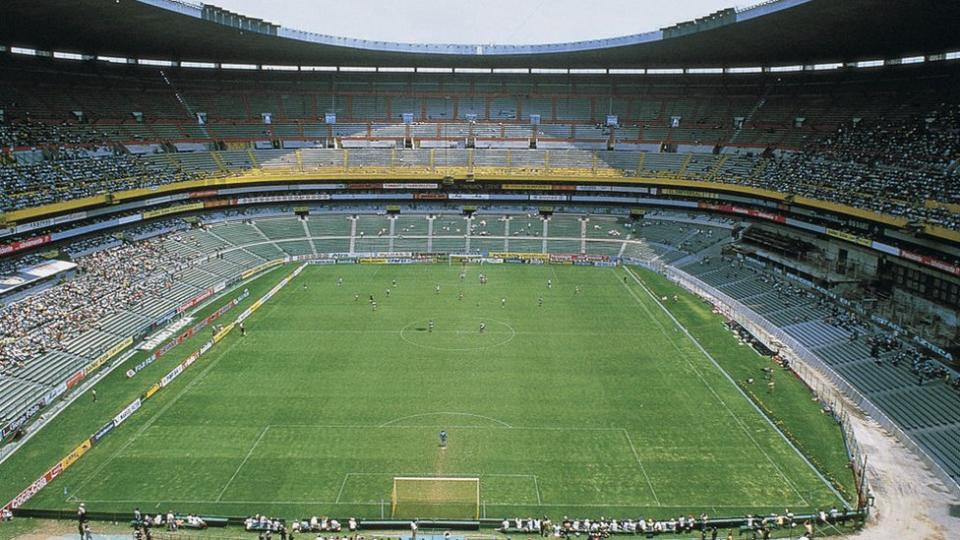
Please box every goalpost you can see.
[391,476,480,519]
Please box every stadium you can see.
[0,0,958,538]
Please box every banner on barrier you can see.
[82,337,134,376]
[213,323,233,343]
[241,259,283,280]
[59,438,92,471]
[177,289,213,314]
[143,383,161,400]
[113,399,142,427]
[488,252,550,261]
[3,264,309,513]
[90,420,116,445]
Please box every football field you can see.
[18,263,851,519]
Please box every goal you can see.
[391,476,480,519]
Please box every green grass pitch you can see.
[4,263,853,520]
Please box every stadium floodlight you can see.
[417,67,454,73]
[97,55,129,64]
[454,67,491,74]
[139,58,175,67]
[726,66,762,74]
[686,68,723,74]
[648,68,683,75]
[609,68,646,75]
[181,61,216,69]
[340,66,377,72]
[569,68,606,74]
[492,68,529,74]
[812,62,843,71]
[53,51,84,61]
[946,51,960,61]
[391,477,480,519]
[300,65,338,72]
[855,60,885,68]
[531,68,568,74]
[769,64,803,72]
[221,63,257,70]
[262,64,299,71]
[379,67,415,73]
[11,47,37,56]
[900,56,925,65]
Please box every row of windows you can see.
[887,262,960,309]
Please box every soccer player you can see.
[386,288,391,297]
[458,291,464,301]
[354,293,359,301]
[439,430,447,448]
[239,322,246,336]
[538,296,543,307]
[91,390,97,402]
[575,285,581,295]
[428,320,435,333]
[435,284,441,295]
[547,279,552,289]
[392,279,397,288]
[372,301,378,312]
[337,277,343,287]
[501,297,506,308]
[479,321,486,333]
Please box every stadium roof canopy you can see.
[3,0,960,69]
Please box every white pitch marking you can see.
[216,425,271,502]
[379,412,513,428]
[618,267,816,506]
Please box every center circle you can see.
[399,318,516,352]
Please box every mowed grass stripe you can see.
[22,264,848,519]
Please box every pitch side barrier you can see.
[10,508,865,535]
[0,255,256,444]
[2,263,308,512]
[289,252,618,267]
[623,257,960,500]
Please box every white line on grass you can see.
[268,423,624,432]
[76,498,807,508]
[380,412,512,428]
[343,472,536,477]
[335,473,350,504]
[621,266,849,507]
[216,425,271,502]
[617,267,811,506]
[620,429,662,506]
[68,334,250,501]
[335,472,542,505]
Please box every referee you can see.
[439,430,447,448]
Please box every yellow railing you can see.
[0,165,945,235]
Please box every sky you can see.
[210,0,747,45]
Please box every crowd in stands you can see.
[0,237,195,367]
[3,102,960,227]
[720,104,960,228]
[0,120,111,149]
[0,152,224,211]
[710,255,960,392]
[0,253,45,276]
